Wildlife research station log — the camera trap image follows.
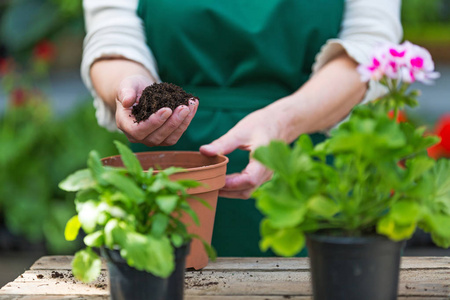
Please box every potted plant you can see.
[60,141,221,300]
[252,41,450,300]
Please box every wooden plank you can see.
[401,256,450,269]
[29,256,450,272]
[0,296,108,300]
[0,296,449,300]
[30,257,106,271]
[2,256,447,299]
[0,270,108,296]
[2,268,448,298]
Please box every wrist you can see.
[90,58,155,109]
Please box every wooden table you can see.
[0,256,449,299]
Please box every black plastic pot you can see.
[101,243,190,300]
[306,234,404,300]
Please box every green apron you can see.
[134,0,344,256]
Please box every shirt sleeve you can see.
[81,0,160,131]
[312,0,403,105]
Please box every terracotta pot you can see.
[101,151,228,270]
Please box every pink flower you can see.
[358,41,439,84]
[401,41,440,84]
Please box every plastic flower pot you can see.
[101,243,190,300]
[306,233,405,300]
[102,151,228,270]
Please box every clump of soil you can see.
[51,271,64,279]
[131,82,198,123]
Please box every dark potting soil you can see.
[131,82,198,123]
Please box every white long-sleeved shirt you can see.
[81,0,402,131]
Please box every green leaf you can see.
[253,140,292,178]
[255,179,307,228]
[75,189,100,203]
[120,233,174,278]
[307,195,340,218]
[431,160,450,214]
[160,167,185,176]
[101,172,145,204]
[390,201,421,226]
[171,233,184,247]
[59,169,95,192]
[180,203,200,226]
[295,134,314,153]
[189,233,217,261]
[200,239,217,261]
[88,151,106,185]
[83,231,104,247]
[151,214,170,238]
[260,220,305,257]
[156,195,179,214]
[114,140,143,177]
[64,215,81,241]
[104,219,126,248]
[176,179,203,188]
[72,248,102,283]
[77,201,100,234]
[405,156,435,182]
[376,216,416,241]
[192,196,213,210]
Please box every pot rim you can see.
[306,232,404,245]
[101,151,229,172]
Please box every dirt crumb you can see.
[51,271,64,279]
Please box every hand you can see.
[200,106,284,199]
[115,75,199,146]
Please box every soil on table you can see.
[131,82,198,123]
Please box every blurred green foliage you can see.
[402,0,444,26]
[0,0,83,58]
[0,99,126,253]
[402,0,450,43]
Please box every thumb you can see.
[200,130,242,156]
[117,87,137,108]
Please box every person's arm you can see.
[200,53,365,199]
[89,58,198,145]
[200,0,403,199]
[82,0,198,145]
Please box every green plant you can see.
[0,99,126,253]
[60,141,216,282]
[253,41,450,257]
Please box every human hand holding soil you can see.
[116,78,199,146]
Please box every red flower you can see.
[0,57,14,75]
[33,40,56,62]
[427,114,450,159]
[388,110,408,123]
[10,88,27,107]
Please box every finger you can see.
[222,160,272,191]
[123,132,139,144]
[161,98,199,146]
[117,87,137,108]
[219,188,254,200]
[141,105,190,146]
[200,127,243,156]
[116,106,172,141]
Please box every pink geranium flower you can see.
[358,41,440,85]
